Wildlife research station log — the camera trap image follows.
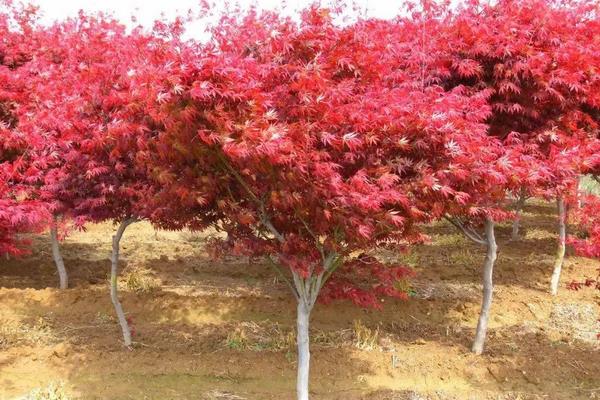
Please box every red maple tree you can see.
[0,2,48,257]
[139,4,530,397]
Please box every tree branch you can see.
[292,271,310,306]
[320,252,343,290]
[215,151,285,243]
[444,215,487,246]
[215,151,262,205]
[259,213,285,243]
[294,210,325,259]
[266,256,299,301]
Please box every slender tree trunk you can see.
[577,176,583,208]
[511,215,521,241]
[290,256,333,400]
[550,197,566,296]
[472,218,497,355]
[511,192,526,241]
[111,218,135,347]
[296,300,311,400]
[50,216,68,289]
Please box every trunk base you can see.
[50,221,68,290]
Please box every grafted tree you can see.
[140,5,526,397]
[381,1,524,355]
[0,2,48,258]
[11,12,192,345]
[511,188,529,241]
[436,0,600,298]
[565,192,600,296]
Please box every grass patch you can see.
[94,311,115,325]
[178,230,207,243]
[203,390,246,400]
[18,382,70,400]
[431,233,468,246]
[224,322,295,352]
[525,228,555,240]
[222,320,381,353]
[0,317,55,349]
[446,248,479,267]
[396,249,420,268]
[121,267,161,293]
[352,320,379,351]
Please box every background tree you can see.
[0,2,48,258]
[11,11,191,345]
[140,4,533,396]
[437,0,600,298]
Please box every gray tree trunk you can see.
[472,218,497,355]
[50,217,68,289]
[511,193,526,241]
[111,218,135,348]
[550,197,566,296]
[296,300,311,400]
[259,205,335,400]
[291,255,334,400]
[577,176,583,208]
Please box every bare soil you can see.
[1,201,599,399]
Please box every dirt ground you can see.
[1,201,599,400]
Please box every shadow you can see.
[1,204,599,399]
[481,328,600,398]
[402,202,563,294]
[0,241,111,289]
[331,308,600,400]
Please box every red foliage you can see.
[0,3,48,256]
[1,0,600,308]
[387,0,600,235]
[10,14,155,225]
[143,7,459,307]
[569,194,600,258]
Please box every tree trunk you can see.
[50,217,68,289]
[550,197,566,296]
[472,218,497,355]
[511,215,521,241]
[290,256,332,400]
[111,218,135,347]
[296,300,311,400]
[511,193,526,241]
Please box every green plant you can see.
[225,328,249,350]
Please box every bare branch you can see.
[259,213,285,243]
[216,152,261,205]
[320,252,343,290]
[294,210,326,261]
[216,151,286,244]
[266,256,299,301]
[292,271,310,306]
[445,215,487,246]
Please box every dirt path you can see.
[1,202,599,399]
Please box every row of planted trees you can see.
[2,1,600,399]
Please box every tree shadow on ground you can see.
[398,202,576,294]
[0,241,110,289]
[1,202,599,399]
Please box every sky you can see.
[31,0,407,31]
